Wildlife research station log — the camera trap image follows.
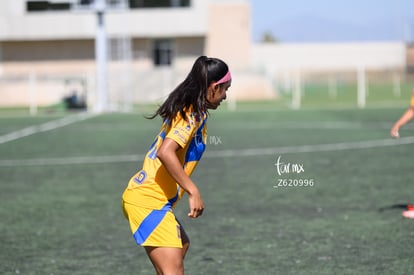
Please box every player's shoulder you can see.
[170,107,207,128]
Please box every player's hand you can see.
[390,126,400,138]
[187,190,204,218]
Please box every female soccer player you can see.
[122,56,231,274]
[390,88,414,219]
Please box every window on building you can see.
[129,0,190,9]
[72,1,128,10]
[153,40,173,66]
[27,0,189,12]
[27,1,128,12]
[27,1,72,12]
[79,0,94,5]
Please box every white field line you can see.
[0,113,96,145]
[204,136,414,158]
[44,121,412,133]
[0,154,145,167]
[0,136,413,167]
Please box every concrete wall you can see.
[0,0,209,40]
[206,1,251,70]
[252,42,407,73]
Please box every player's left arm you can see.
[157,138,204,218]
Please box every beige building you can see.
[0,0,256,111]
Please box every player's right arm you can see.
[390,89,414,138]
[390,107,414,138]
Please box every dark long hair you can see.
[147,56,229,121]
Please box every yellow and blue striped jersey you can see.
[122,108,207,210]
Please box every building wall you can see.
[252,42,407,73]
[0,0,209,40]
[206,1,251,70]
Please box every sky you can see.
[250,0,414,43]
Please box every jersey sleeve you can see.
[166,113,197,148]
[410,91,414,107]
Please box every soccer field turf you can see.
[1,104,414,274]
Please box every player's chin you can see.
[207,102,220,110]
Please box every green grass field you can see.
[1,91,414,274]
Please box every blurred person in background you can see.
[390,88,414,219]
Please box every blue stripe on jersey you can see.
[185,119,206,163]
[133,187,180,245]
[165,186,180,208]
[148,129,167,160]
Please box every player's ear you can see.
[207,82,217,95]
[213,83,222,93]
[214,84,221,91]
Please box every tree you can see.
[261,31,279,43]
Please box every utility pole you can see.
[94,0,108,113]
